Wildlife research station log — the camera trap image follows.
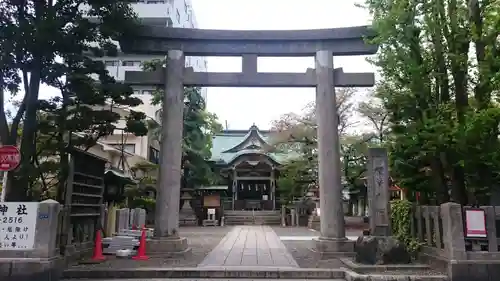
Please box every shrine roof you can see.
[210,125,291,165]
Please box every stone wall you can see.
[0,200,63,281]
[411,203,500,281]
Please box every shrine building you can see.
[207,125,288,211]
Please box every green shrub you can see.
[390,199,423,257]
[130,197,156,212]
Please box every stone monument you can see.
[179,192,197,226]
[120,24,378,257]
[354,147,410,264]
[367,147,391,236]
[133,208,146,228]
[115,208,130,233]
[0,200,62,281]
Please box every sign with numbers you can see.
[0,202,38,250]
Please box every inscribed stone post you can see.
[366,147,391,236]
[115,208,129,232]
[129,208,136,227]
[134,208,146,228]
[123,208,130,230]
[0,200,62,281]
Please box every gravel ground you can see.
[67,225,447,277]
[69,226,230,269]
[273,226,357,269]
[282,239,446,276]
[274,227,446,276]
[272,226,362,237]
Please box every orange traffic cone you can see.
[132,227,149,260]
[91,229,105,261]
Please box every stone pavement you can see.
[198,226,298,268]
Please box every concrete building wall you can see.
[94,0,207,161]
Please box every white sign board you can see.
[0,202,38,250]
[207,208,216,215]
[465,208,487,238]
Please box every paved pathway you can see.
[198,226,298,268]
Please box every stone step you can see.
[224,217,281,221]
[225,210,280,214]
[62,267,449,281]
[64,279,344,281]
[62,267,346,279]
[224,210,281,225]
[224,217,281,220]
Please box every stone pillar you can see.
[0,200,62,281]
[271,170,276,210]
[129,208,136,227]
[440,203,466,260]
[281,205,286,227]
[134,208,146,228]
[366,147,391,236]
[150,49,189,255]
[115,208,129,232]
[313,50,352,257]
[232,169,237,210]
[440,202,470,280]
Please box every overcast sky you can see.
[11,0,376,132]
[191,0,376,131]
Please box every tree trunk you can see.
[430,156,449,204]
[450,165,468,205]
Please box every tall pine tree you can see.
[0,1,148,201]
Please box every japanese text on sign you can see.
[465,208,487,238]
[0,202,38,250]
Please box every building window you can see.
[104,60,118,67]
[111,144,136,154]
[142,90,152,95]
[149,146,160,164]
[176,8,181,23]
[122,60,141,67]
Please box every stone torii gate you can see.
[120,25,378,257]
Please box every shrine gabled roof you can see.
[210,125,291,165]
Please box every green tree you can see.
[364,0,500,204]
[0,0,147,201]
[142,59,222,189]
[358,95,389,143]
[270,88,366,199]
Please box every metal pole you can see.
[0,171,8,202]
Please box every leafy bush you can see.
[130,197,156,213]
[390,199,423,257]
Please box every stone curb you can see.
[62,267,346,279]
[62,267,449,280]
[342,268,449,281]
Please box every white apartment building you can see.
[92,0,207,166]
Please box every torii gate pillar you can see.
[146,50,190,255]
[313,50,353,257]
